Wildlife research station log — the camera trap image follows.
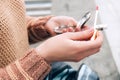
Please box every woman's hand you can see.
[27,16,80,36]
[36,28,103,63]
[45,16,80,36]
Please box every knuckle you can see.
[74,59,80,62]
[97,49,100,52]
[70,18,76,22]
[98,44,102,49]
[74,56,82,62]
[99,42,103,48]
[95,49,100,53]
[96,40,103,48]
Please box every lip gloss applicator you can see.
[91,6,99,40]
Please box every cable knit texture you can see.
[0,49,51,80]
[0,0,51,79]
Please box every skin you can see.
[44,16,81,35]
[36,29,103,63]
[27,16,80,35]
[45,16,77,35]
[29,16,103,63]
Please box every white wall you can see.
[95,0,120,73]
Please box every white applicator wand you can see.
[91,6,99,40]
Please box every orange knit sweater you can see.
[0,0,51,79]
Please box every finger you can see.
[70,19,77,27]
[75,25,90,32]
[67,27,74,32]
[76,31,103,50]
[62,29,67,33]
[75,26,81,32]
[76,48,100,61]
[45,21,58,36]
[66,28,94,40]
[81,26,91,31]
[83,48,100,57]
[95,31,103,45]
[32,17,51,26]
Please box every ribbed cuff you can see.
[18,49,51,80]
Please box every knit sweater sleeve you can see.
[0,49,51,80]
[27,16,53,43]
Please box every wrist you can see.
[35,47,52,64]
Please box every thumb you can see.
[67,28,94,40]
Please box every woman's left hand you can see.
[45,16,80,36]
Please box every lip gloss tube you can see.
[91,6,99,40]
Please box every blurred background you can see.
[25,0,120,80]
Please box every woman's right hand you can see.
[36,28,103,63]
